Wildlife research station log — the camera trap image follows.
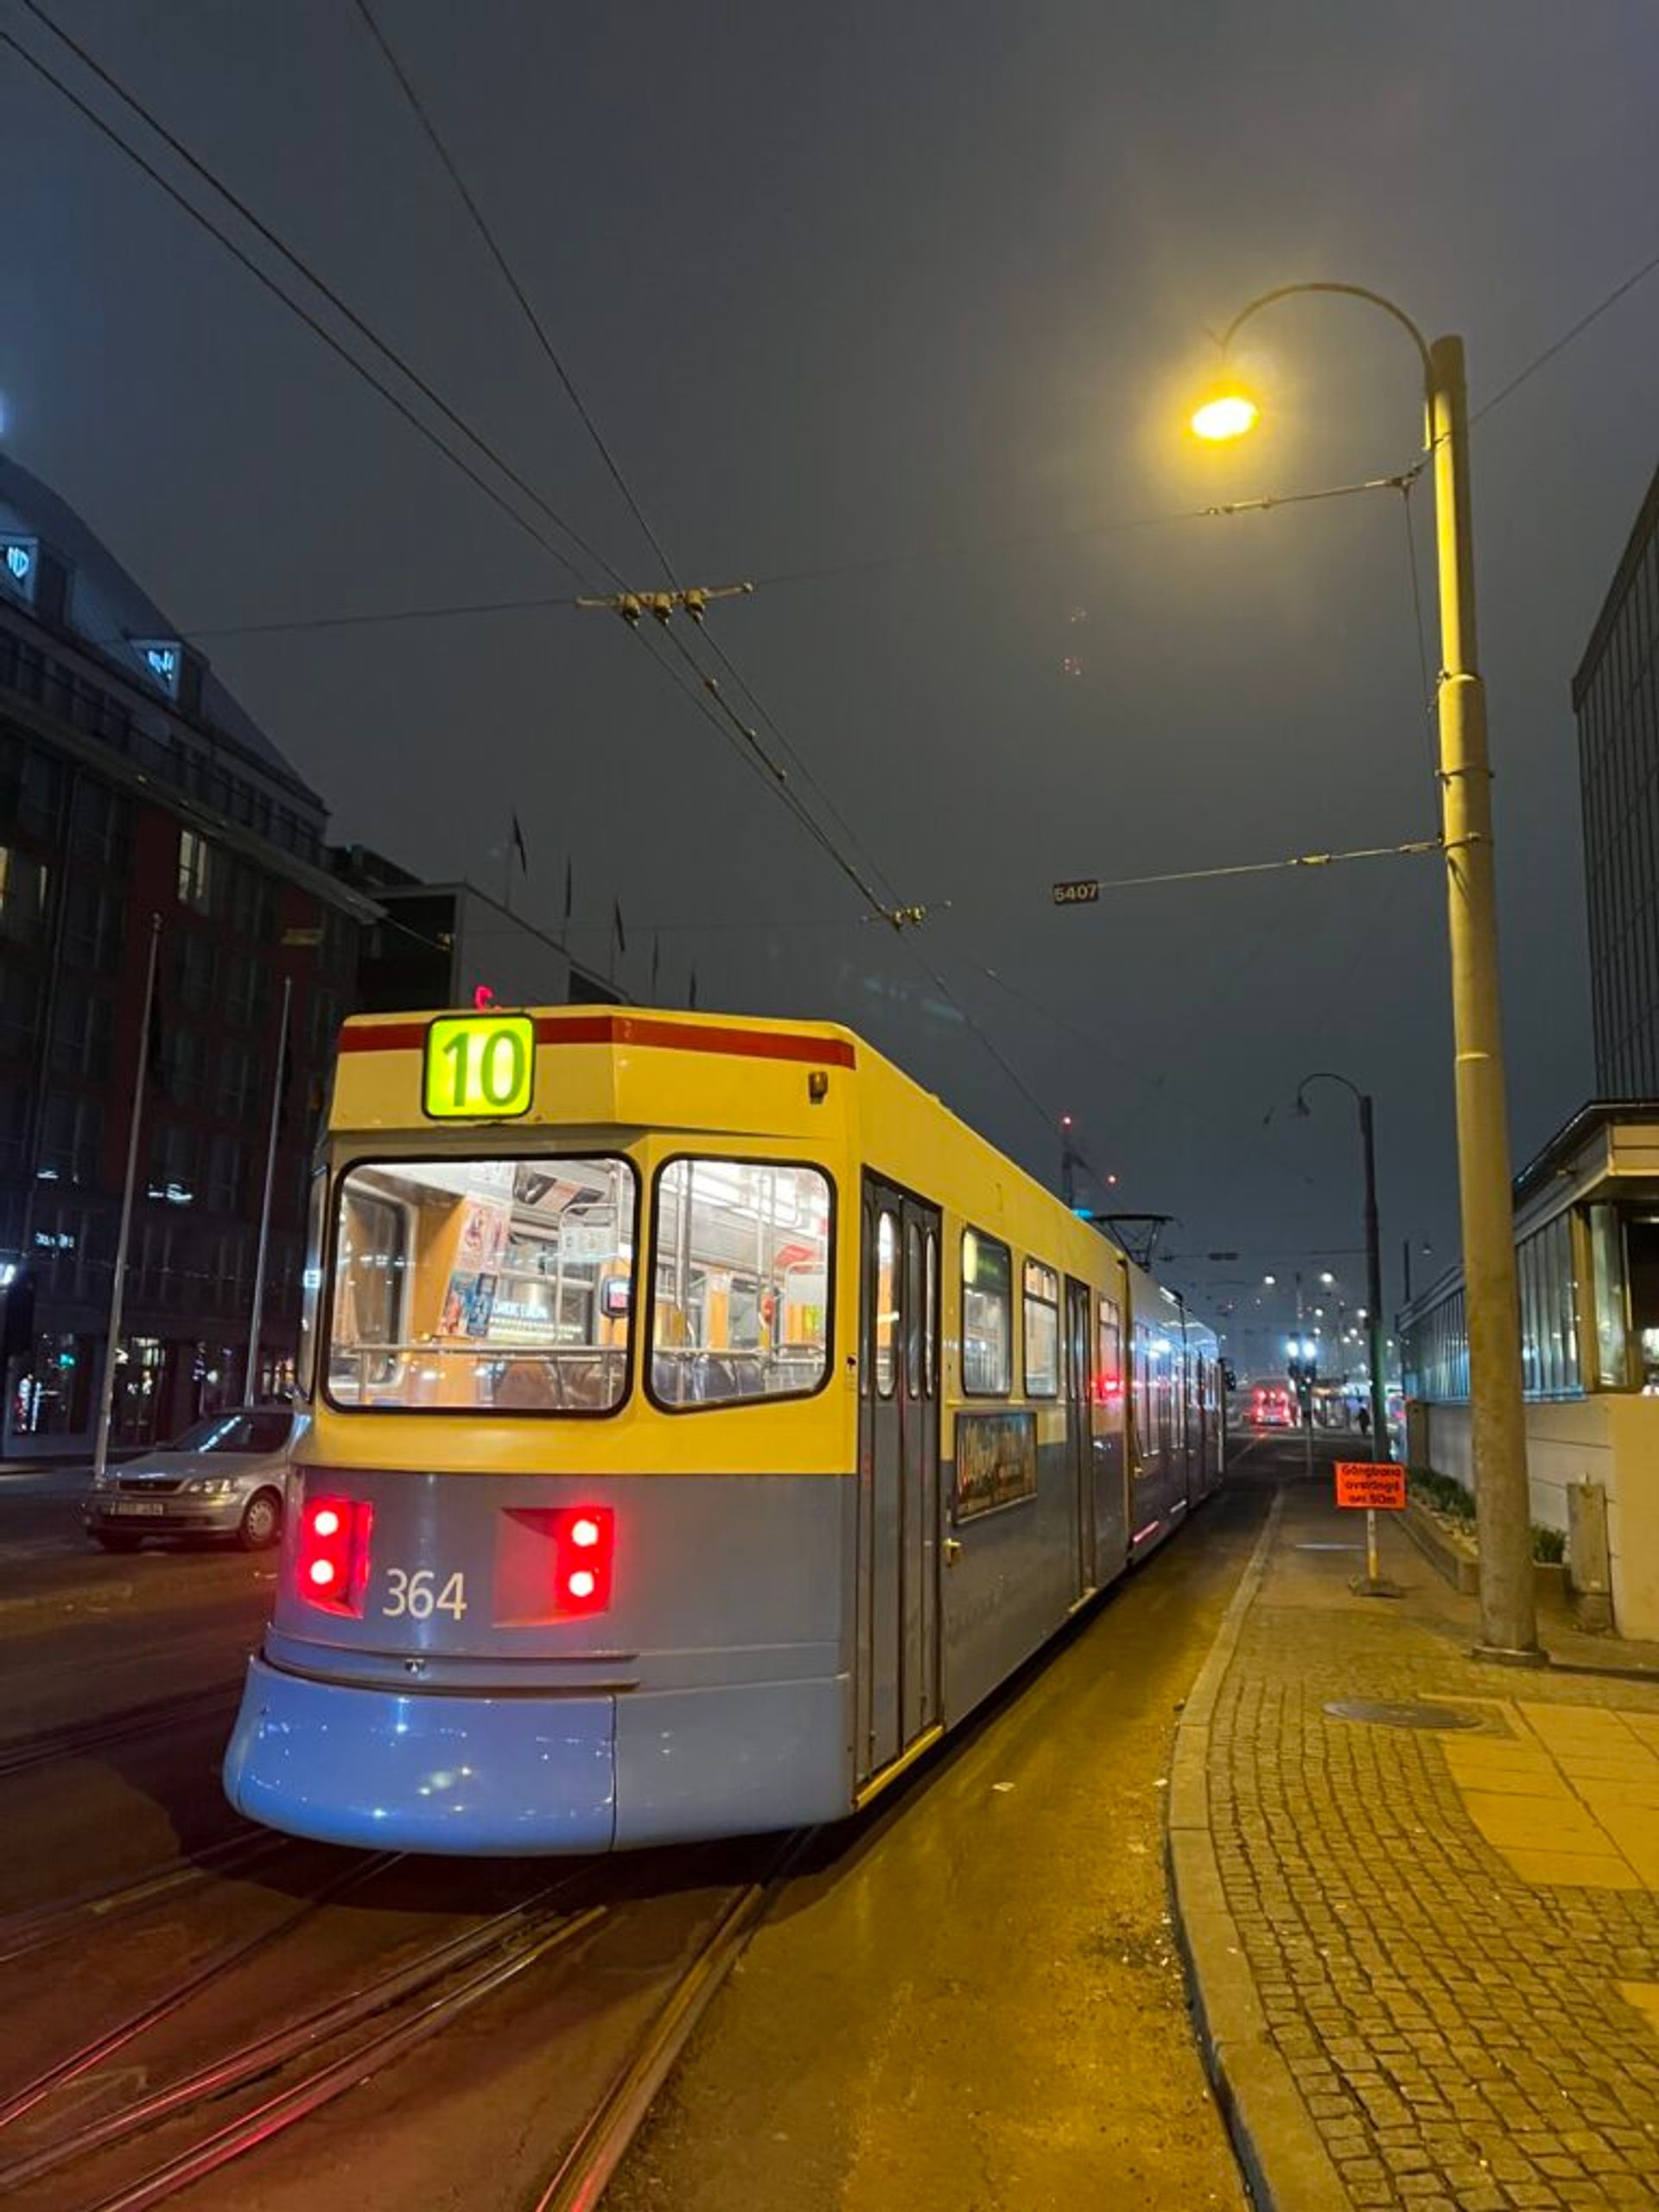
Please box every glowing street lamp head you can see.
[1189,388,1259,442]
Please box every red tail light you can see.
[297,1494,373,1616]
[552,1506,613,1617]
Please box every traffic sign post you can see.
[1335,1461,1405,1599]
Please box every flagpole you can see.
[93,912,161,1483]
[245,973,291,1402]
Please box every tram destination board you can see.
[424,1013,536,1119]
[1052,878,1100,906]
[1334,1462,1407,1511]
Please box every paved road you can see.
[608,1477,1269,2212]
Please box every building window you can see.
[37,1090,101,1185]
[0,848,50,947]
[206,1132,245,1214]
[961,1227,1012,1396]
[49,983,111,1082]
[1022,1259,1059,1396]
[63,880,121,974]
[175,930,216,1013]
[178,828,213,912]
[69,779,132,870]
[148,1121,199,1207]
[11,1333,92,1437]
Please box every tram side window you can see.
[1023,1260,1059,1396]
[1133,1324,1154,1460]
[1097,1298,1122,1415]
[326,1155,637,1414]
[962,1229,1011,1395]
[874,1211,898,1399]
[651,1159,832,1408]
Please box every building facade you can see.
[332,847,622,1014]
[1576,462,1659,1094]
[0,455,376,1455]
[1401,1102,1659,1637]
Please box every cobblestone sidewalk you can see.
[1188,1455,1659,2210]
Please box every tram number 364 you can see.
[382,1567,468,1620]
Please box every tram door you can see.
[856,1180,942,1783]
[1065,1278,1096,1599]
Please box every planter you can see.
[1402,1496,1478,1595]
[1403,1499,1575,1606]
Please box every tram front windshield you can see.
[327,1156,636,1414]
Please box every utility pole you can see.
[1429,334,1537,1661]
[93,914,161,1484]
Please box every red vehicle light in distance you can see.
[553,1506,613,1616]
[297,1495,374,1616]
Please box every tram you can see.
[223,1007,1224,1853]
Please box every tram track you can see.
[0,1877,606,2212]
[1,1823,810,2212]
[0,1829,294,1967]
[535,1828,815,2212]
[0,1683,240,1783]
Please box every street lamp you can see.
[1294,1072,1390,1466]
[1190,281,1535,1661]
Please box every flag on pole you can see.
[511,812,529,874]
[613,900,627,958]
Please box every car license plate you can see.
[111,1500,166,1516]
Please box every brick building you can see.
[0,454,375,1455]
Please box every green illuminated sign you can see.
[423,1014,535,1119]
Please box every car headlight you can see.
[182,1476,237,1496]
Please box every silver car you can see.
[84,1407,296,1553]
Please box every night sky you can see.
[5,1,1657,1372]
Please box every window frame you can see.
[1021,1257,1060,1398]
[644,1152,837,1417]
[321,1148,642,1420]
[960,1224,1013,1399]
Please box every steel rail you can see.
[78,1905,610,2212]
[0,1851,400,2129]
[535,1830,817,2212]
[0,1881,605,2195]
[0,1683,240,1782]
[0,1831,294,1966]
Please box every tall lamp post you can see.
[1190,283,1537,1661]
[1294,1073,1389,1460]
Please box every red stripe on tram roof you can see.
[336,1014,856,1069]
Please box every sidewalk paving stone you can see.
[1179,1457,1659,2209]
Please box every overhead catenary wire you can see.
[348,0,674,590]
[345,2,911,929]
[1,22,594,588]
[15,0,629,592]
[1050,835,1441,899]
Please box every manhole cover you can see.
[1323,1699,1483,1732]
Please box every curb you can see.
[1166,1486,1348,2212]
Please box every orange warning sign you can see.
[1335,1462,1407,1510]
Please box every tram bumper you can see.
[221,1656,618,1853]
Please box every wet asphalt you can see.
[607,1471,1272,2212]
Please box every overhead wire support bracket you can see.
[576,584,756,625]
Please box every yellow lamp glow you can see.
[1190,391,1259,442]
